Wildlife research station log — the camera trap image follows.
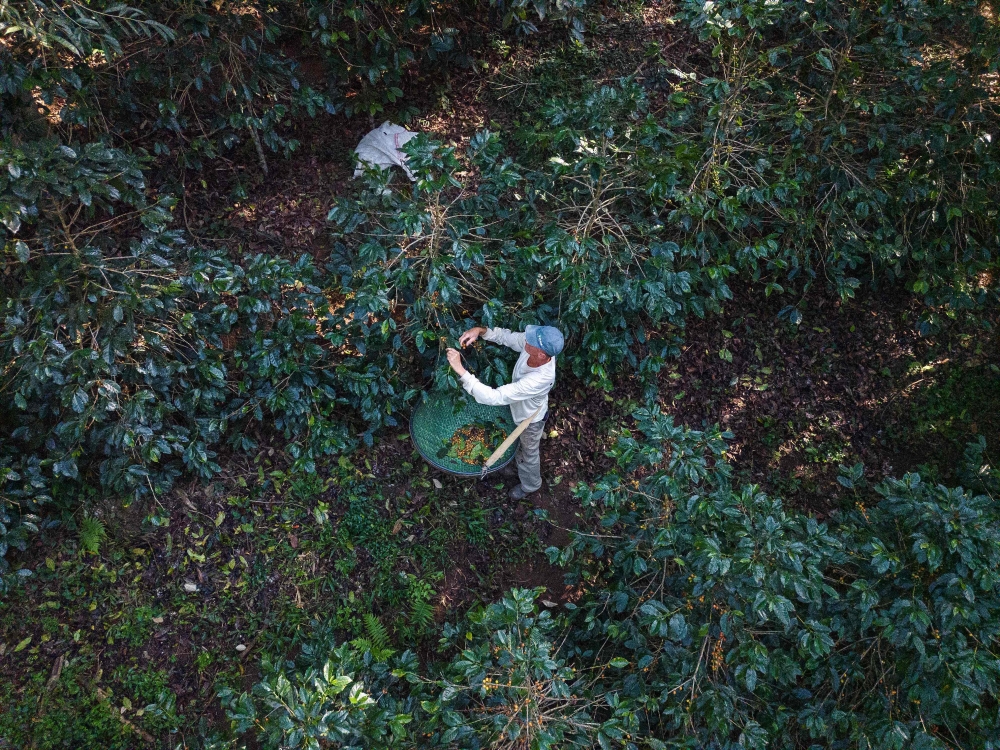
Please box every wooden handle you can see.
[484,405,543,469]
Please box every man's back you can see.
[466,327,555,424]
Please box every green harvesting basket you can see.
[410,391,519,476]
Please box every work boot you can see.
[508,484,536,501]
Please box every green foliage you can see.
[363,612,390,650]
[0,0,606,553]
[5,0,994,578]
[221,588,615,750]
[669,0,1000,328]
[77,515,106,556]
[329,90,725,396]
[550,407,1000,748]
[350,612,395,662]
[221,413,1000,749]
[305,0,589,116]
[0,654,180,749]
[221,642,422,750]
[0,449,548,749]
[0,0,174,58]
[405,573,435,631]
[895,360,1000,479]
[1,0,325,169]
[1,0,594,169]
[442,588,606,750]
[3,2,999,743]
[331,25,999,410]
[0,136,359,569]
[0,460,41,574]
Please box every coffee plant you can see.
[553,408,1000,748]
[301,0,590,117]
[329,86,735,397]
[2,3,998,745]
[4,0,998,577]
[329,0,1000,399]
[668,0,1000,328]
[2,0,592,172]
[220,587,626,750]
[0,135,363,573]
[215,411,1000,749]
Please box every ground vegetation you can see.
[1,0,998,747]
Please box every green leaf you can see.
[71,389,89,413]
[329,675,352,694]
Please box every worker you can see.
[446,325,564,501]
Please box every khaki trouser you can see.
[516,420,545,493]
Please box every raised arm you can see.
[458,326,526,353]
[482,327,526,353]
[458,368,552,407]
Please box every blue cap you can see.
[525,325,564,357]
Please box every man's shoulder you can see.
[525,361,556,383]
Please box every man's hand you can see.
[446,348,467,376]
[459,326,487,348]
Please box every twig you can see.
[95,688,156,744]
[46,653,65,690]
[249,124,269,176]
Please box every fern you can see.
[350,636,374,653]
[410,599,435,629]
[351,614,394,661]
[363,613,390,650]
[406,575,436,630]
[78,516,106,555]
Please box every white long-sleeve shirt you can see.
[459,327,555,424]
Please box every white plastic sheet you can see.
[352,121,418,180]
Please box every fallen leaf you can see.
[432,478,443,490]
[289,534,298,549]
[392,519,403,534]
[542,600,558,608]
